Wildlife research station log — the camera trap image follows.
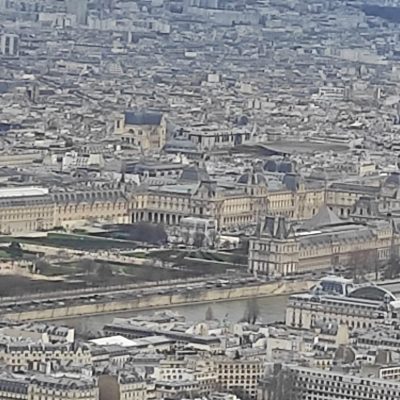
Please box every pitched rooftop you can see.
[302,205,343,230]
[124,111,163,126]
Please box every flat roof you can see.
[90,335,137,347]
[0,187,49,198]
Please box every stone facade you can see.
[259,364,400,400]
[114,111,167,152]
[0,188,55,235]
[6,170,400,238]
[131,169,326,231]
[0,341,91,372]
[52,188,129,228]
[248,206,399,277]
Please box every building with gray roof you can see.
[249,205,399,277]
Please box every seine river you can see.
[52,296,289,335]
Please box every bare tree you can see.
[385,242,400,279]
[347,249,378,282]
[8,241,23,257]
[208,230,218,249]
[125,223,168,244]
[241,297,260,324]
[96,264,113,281]
[205,305,214,321]
[35,258,51,274]
[77,259,98,275]
[232,253,245,267]
[192,231,206,248]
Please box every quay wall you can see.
[3,280,313,322]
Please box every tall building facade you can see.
[65,0,88,25]
[0,33,19,56]
[259,364,400,400]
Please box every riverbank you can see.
[53,295,290,335]
[3,279,314,322]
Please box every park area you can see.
[0,231,248,297]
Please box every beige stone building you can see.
[30,376,98,400]
[0,186,131,235]
[187,126,253,150]
[285,277,396,334]
[248,205,398,277]
[0,373,98,400]
[0,375,30,400]
[325,172,400,218]
[259,364,400,400]
[99,373,147,400]
[3,170,398,238]
[131,168,326,231]
[0,187,55,235]
[215,357,263,399]
[0,341,91,372]
[52,188,129,228]
[153,357,216,395]
[114,111,167,151]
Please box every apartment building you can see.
[187,126,253,150]
[356,329,400,353]
[0,323,75,344]
[30,375,98,400]
[259,364,400,400]
[216,357,264,399]
[0,341,91,372]
[0,375,30,400]
[154,380,200,399]
[98,372,147,400]
[154,357,216,394]
[0,33,19,56]
[378,365,400,381]
[0,373,98,400]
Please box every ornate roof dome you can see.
[384,171,400,187]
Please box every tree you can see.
[77,259,98,275]
[192,231,206,248]
[205,306,214,321]
[241,297,260,324]
[124,223,167,245]
[238,238,249,254]
[8,241,23,257]
[35,258,51,274]
[232,253,245,267]
[209,230,218,249]
[347,249,378,282]
[96,264,113,281]
[383,237,400,279]
[385,243,400,279]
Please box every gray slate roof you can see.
[124,111,162,126]
[179,165,210,183]
[302,206,343,230]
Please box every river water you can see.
[52,295,289,335]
